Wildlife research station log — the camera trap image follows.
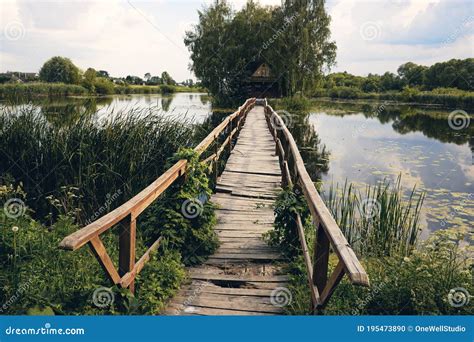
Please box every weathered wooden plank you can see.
[165,304,273,316]
[208,252,284,260]
[189,272,289,283]
[181,285,274,297]
[88,236,121,284]
[171,296,281,314]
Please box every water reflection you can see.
[1,92,213,125]
[286,111,329,183]
[40,97,113,127]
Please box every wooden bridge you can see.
[59,98,369,315]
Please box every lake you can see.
[1,93,472,236]
[307,100,473,238]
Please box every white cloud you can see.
[328,0,474,75]
[0,0,473,79]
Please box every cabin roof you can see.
[248,63,276,83]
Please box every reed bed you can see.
[323,176,425,257]
[0,104,195,222]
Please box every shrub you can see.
[0,83,88,99]
[325,228,473,315]
[160,84,176,94]
[328,86,363,99]
[279,96,311,111]
[140,148,219,266]
[264,176,472,316]
[39,56,81,84]
[94,77,115,95]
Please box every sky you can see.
[0,0,473,81]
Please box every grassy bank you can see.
[312,87,474,110]
[0,83,88,98]
[0,106,219,314]
[0,83,205,99]
[267,179,473,315]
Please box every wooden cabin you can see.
[244,63,281,98]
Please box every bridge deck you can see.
[164,105,288,315]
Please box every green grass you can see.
[0,83,88,99]
[0,183,187,315]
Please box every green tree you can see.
[185,0,336,103]
[97,70,110,78]
[274,0,336,96]
[380,71,403,91]
[82,68,97,92]
[361,74,381,92]
[397,62,426,87]
[161,71,176,85]
[39,56,81,84]
[94,77,115,95]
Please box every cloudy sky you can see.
[0,0,473,81]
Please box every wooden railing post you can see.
[214,134,219,183]
[313,223,330,296]
[228,120,233,153]
[119,214,136,293]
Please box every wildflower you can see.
[12,226,19,232]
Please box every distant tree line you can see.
[1,56,193,95]
[321,58,473,92]
[185,0,336,104]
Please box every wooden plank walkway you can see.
[164,105,288,315]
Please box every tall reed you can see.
[323,176,425,257]
[0,104,195,222]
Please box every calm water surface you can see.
[307,101,473,236]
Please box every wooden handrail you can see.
[59,98,256,293]
[263,100,369,311]
[59,160,188,251]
